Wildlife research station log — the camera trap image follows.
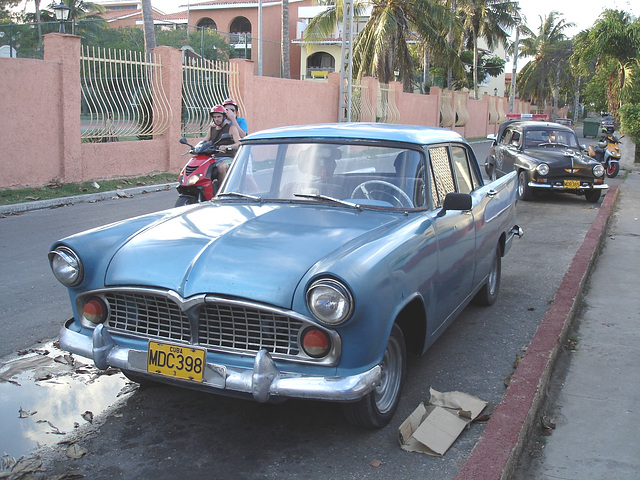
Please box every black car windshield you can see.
[220,142,427,210]
[524,129,578,148]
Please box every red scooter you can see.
[175,135,233,207]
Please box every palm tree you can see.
[516,12,573,108]
[304,0,462,92]
[140,0,156,58]
[456,0,519,99]
[572,9,640,120]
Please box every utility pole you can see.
[509,14,520,114]
[338,0,354,122]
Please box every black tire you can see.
[485,163,496,181]
[606,162,619,178]
[585,189,601,203]
[474,244,502,306]
[517,170,533,201]
[121,370,160,387]
[175,195,198,207]
[343,324,406,429]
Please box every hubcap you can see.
[374,335,402,414]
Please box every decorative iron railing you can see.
[181,56,242,137]
[80,46,172,141]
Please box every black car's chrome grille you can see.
[105,292,190,342]
[199,303,302,355]
[103,291,303,357]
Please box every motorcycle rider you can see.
[222,98,248,138]
[204,105,241,184]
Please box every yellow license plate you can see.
[147,341,205,382]
[564,180,581,189]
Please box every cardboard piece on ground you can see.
[398,388,487,456]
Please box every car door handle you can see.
[487,189,497,197]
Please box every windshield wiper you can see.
[217,192,262,202]
[294,193,362,211]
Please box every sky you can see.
[517,0,639,37]
[151,0,640,30]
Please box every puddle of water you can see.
[0,341,134,467]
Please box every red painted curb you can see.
[454,185,620,480]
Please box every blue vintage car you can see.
[50,123,522,428]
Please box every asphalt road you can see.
[0,140,614,478]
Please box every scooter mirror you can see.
[179,137,190,145]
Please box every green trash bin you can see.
[582,118,600,138]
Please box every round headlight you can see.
[306,278,353,325]
[536,163,550,176]
[593,164,605,177]
[48,246,83,287]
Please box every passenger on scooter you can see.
[204,105,241,184]
[223,98,248,138]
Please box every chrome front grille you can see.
[105,292,190,342]
[199,303,302,355]
[102,291,305,358]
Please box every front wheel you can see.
[175,195,198,207]
[343,324,406,429]
[517,170,533,201]
[585,189,601,203]
[606,161,620,178]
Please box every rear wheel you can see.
[517,170,533,201]
[474,244,502,306]
[606,161,620,178]
[585,189,601,203]
[343,324,406,429]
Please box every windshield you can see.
[524,128,579,148]
[220,142,427,210]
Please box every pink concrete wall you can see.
[0,35,529,190]
[466,98,491,138]
[0,56,62,187]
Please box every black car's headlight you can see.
[593,164,605,177]
[306,278,353,326]
[48,246,83,287]
[536,163,550,176]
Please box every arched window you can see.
[197,18,217,30]
[229,17,251,35]
[306,52,335,79]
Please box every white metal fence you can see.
[80,46,242,141]
[80,46,172,141]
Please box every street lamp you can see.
[53,2,71,34]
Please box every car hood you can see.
[523,147,595,167]
[104,202,399,308]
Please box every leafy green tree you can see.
[453,49,505,90]
[618,103,640,162]
[572,9,640,121]
[456,0,518,98]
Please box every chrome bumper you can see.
[59,320,381,403]
[527,182,609,190]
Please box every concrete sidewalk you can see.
[524,167,640,478]
[456,137,639,479]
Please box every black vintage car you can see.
[485,121,608,203]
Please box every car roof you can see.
[503,121,574,132]
[243,123,466,145]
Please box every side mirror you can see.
[437,192,472,217]
[179,137,191,146]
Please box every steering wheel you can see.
[351,180,413,208]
